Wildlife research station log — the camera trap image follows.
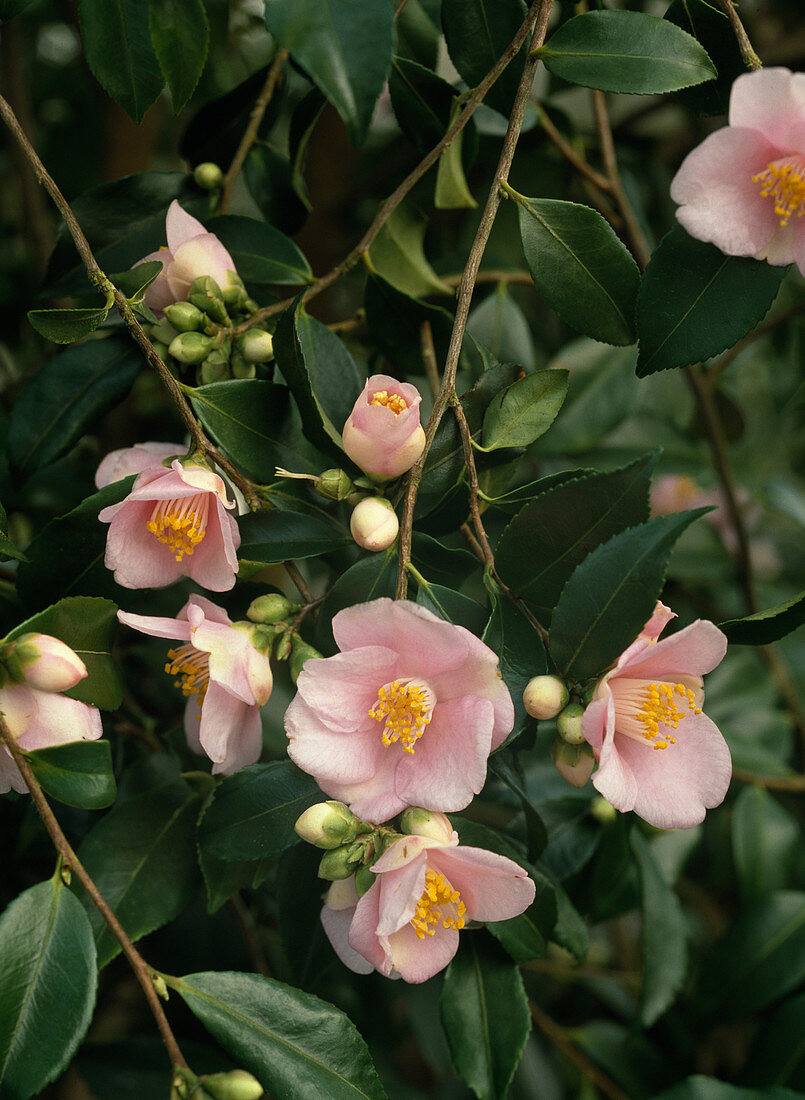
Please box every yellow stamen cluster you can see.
[165,643,210,718]
[147,494,209,562]
[369,390,408,415]
[637,682,702,751]
[369,679,433,753]
[753,158,805,226]
[410,869,466,940]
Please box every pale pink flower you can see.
[582,602,730,830]
[321,820,535,982]
[341,375,426,480]
[671,68,805,274]
[10,633,88,692]
[98,459,240,591]
[285,598,514,822]
[118,595,272,774]
[139,200,236,312]
[95,442,183,489]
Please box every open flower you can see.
[671,68,805,274]
[341,375,426,480]
[582,602,730,830]
[285,599,513,822]
[98,458,240,591]
[95,442,183,489]
[118,595,272,774]
[321,819,535,982]
[139,200,237,313]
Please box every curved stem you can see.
[714,0,762,69]
[529,1000,628,1100]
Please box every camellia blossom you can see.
[0,636,102,794]
[98,458,240,591]
[285,598,514,822]
[671,68,805,274]
[139,200,237,313]
[341,374,426,480]
[95,441,183,490]
[118,595,272,774]
[321,815,535,982]
[582,602,730,830]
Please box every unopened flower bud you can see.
[318,845,363,881]
[350,497,399,552]
[163,301,205,332]
[231,352,256,380]
[590,796,617,824]
[295,801,361,849]
[342,374,426,480]
[551,738,595,788]
[188,276,230,324]
[199,1070,263,1100]
[247,593,296,624]
[199,349,232,385]
[290,637,322,683]
[170,331,214,365]
[522,675,569,720]
[149,317,179,345]
[399,807,454,843]
[316,469,353,501]
[354,862,377,898]
[274,632,293,661]
[238,329,274,364]
[6,633,87,692]
[151,339,170,362]
[193,162,224,191]
[557,702,586,745]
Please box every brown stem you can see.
[529,1000,629,1100]
[442,269,534,288]
[219,49,289,215]
[450,394,494,566]
[229,893,270,976]
[284,560,315,604]
[419,321,440,400]
[0,716,188,1070]
[732,767,805,791]
[537,105,613,194]
[714,0,762,69]
[591,89,651,270]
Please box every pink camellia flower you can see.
[98,458,240,590]
[95,441,183,490]
[118,595,272,774]
[341,375,426,480]
[582,602,731,830]
[284,598,514,822]
[139,200,237,313]
[671,68,805,274]
[0,636,102,794]
[321,814,535,982]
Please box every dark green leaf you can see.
[550,509,706,681]
[552,878,590,961]
[480,368,568,451]
[483,598,545,748]
[149,0,209,112]
[720,590,805,645]
[632,830,688,1026]
[466,285,536,373]
[314,552,398,654]
[389,57,457,156]
[175,971,386,1099]
[368,203,452,298]
[189,380,292,483]
[411,533,477,587]
[238,510,351,565]
[110,259,164,300]
[652,1077,803,1100]
[636,225,787,376]
[295,310,364,436]
[664,0,745,116]
[365,273,456,376]
[743,993,805,1088]
[0,0,33,18]
[198,761,321,862]
[208,215,312,286]
[0,878,97,1099]
[288,90,327,212]
[732,786,799,902]
[180,65,282,168]
[441,0,527,117]
[28,301,111,344]
[536,11,717,94]
[511,192,640,346]
[495,452,657,623]
[78,0,164,122]
[489,753,548,861]
[435,99,477,210]
[415,582,488,636]
[277,844,333,990]
[0,501,25,563]
[263,0,393,144]
[441,934,531,1100]
[244,143,308,235]
[198,843,272,916]
[24,740,116,810]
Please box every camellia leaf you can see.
[389,56,457,156]
[480,368,569,451]
[189,380,292,483]
[0,877,97,1100]
[732,786,799,903]
[264,0,393,145]
[483,597,546,748]
[435,100,477,210]
[180,64,283,168]
[720,590,805,646]
[78,0,164,122]
[441,0,527,117]
[0,501,25,562]
[364,272,457,375]
[244,142,308,236]
[535,11,717,95]
[509,189,640,346]
[110,259,164,301]
[208,215,313,286]
[295,309,364,437]
[367,202,452,298]
[314,551,399,654]
[24,740,117,810]
[664,0,745,116]
[632,830,688,1026]
[148,0,209,112]
[237,510,351,565]
[172,970,387,1099]
[467,284,536,372]
[636,226,788,376]
[27,295,112,344]
[0,0,34,18]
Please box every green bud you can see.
[522,675,569,721]
[169,331,214,365]
[188,276,230,325]
[551,737,595,788]
[231,354,256,380]
[189,275,224,301]
[399,807,453,842]
[193,162,224,191]
[590,796,617,824]
[151,339,170,361]
[290,637,322,683]
[315,469,354,501]
[149,317,180,345]
[318,846,363,881]
[222,283,248,311]
[247,593,297,624]
[354,862,377,898]
[238,328,274,363]
[274,632,293,662]
[295,801,361,849]
[163,301,205,332]
[243,298,259,314]
[199,1070,264,1100]
[556,702,586,745]
[198,356,231,385]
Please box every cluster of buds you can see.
[172,1066,263,1100]
[246,593,321,683]
[522,674,595,789]
[295,800,391,887]
[147,274,273,385]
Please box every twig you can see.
[284,560,315,604]
[537,105,613,194]
[591,89,651,269]
[529,1000,629,1100]
[229,893,270,976]
[732,767,805,791]
[219,49,289,215]
[0,716,188,1071]
[714,0,762,69]
[442,269,534,288]
[419,321,440,400]
[450,394,494,566]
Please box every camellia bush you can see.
[2,0,805,1098]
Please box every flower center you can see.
[370,390,408,415]
[410,869,466,939]
[165,643,209,717]
[369,678,435,754]
[753,156,805,227]
[147,493,210,562]
[610,678,702,751]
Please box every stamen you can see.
[147,492,210,562]
[369,678,435,754]
[165,643,210,719]
[369,390,408,415]
[753,156,805,227]
[610,678,702,751]
[410,869,466,939]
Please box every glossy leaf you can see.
[480,368,568,451]
[208,215,312,286]
[0,878,97,1100]
[0,501,25,563]
[415,581,488,636]
[636,226,788,376]
[732,785,799,902]
[389,57,457,156]
[295,309,364,437]
[189,380,292,483]
[111,259,164,301]
[720,590,805,646]
[512,192,640,346]
[277,843,334,990]
[314,552,398,654]
[664,0,745,116]
[365,273,456,376]
[180,64,282,167]
[441,0,527,117]
[238,510,351,565]
[467,284,536,372]
[653,1076,804,1100]
[632,830,688,1026]
[27,299,111,344]
[24,740,116,810]
[435,100,477,209]
[244,143,308,235]
[368,203,451,298]
[536,11,717,95]
[148,0,209,112]
[78,0,164,122]
[483,597,546,748]
[743,993,805,1088]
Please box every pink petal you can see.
[620,619,727,681]
[372,834,445,874]
[431,847,535,921]
[184,502,239,592]
[167,234,237,299]
[190,616,256,704]
[331,746,408,823]
[117,609,190,642]
[198,682,251,766]
[581,696,609,755]
[321,903,374,975]
[165,200,209,252]
[349,885,390,974]
[0,747,27,794]
[11,689,102,750]
[375,856,427,935]
[211,698,264,775]
[387,921,459,983]
[591,695,640,812]
[285,695,385,785]
[176,462,235,506]
[295,647,399,733]
[95,442,181,489]
[729,68,805,151]
[186,594,232,626]
[332,599,470,677]
[103,501,185,588]
[430,658,513,749]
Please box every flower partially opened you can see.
[139,200,237,313]
[95,441,183,489]
[285,599,514,822]
[341,374,426,480]
[118,595,272,774]
[582,602,730,830]
[321,819,535,982]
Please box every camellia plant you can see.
[1,1,805,1099]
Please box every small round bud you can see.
[169,331,214,365]
[150,318,180,345]
[189,276,230,324]
[399,808,454,843]
[522,675,569,721]
[556,702,586,745]
[290,637,322,683]
[318,845,363,881]
[354,862,377,898]
[238,329,274,364]
[5,633,87,692]
[231,355,256,380]
[189,275,224,301]
[193,162,224,191]
[151,339,170,361]
[247,593,296,624]
[199,350,231,385]
[296,801,360,849]
[350,497,399,552]
[590,796,617,824]
[551,738,595,788]
[199,1070,263,1100]
[315,469,353,501]
[163,301,205,333]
